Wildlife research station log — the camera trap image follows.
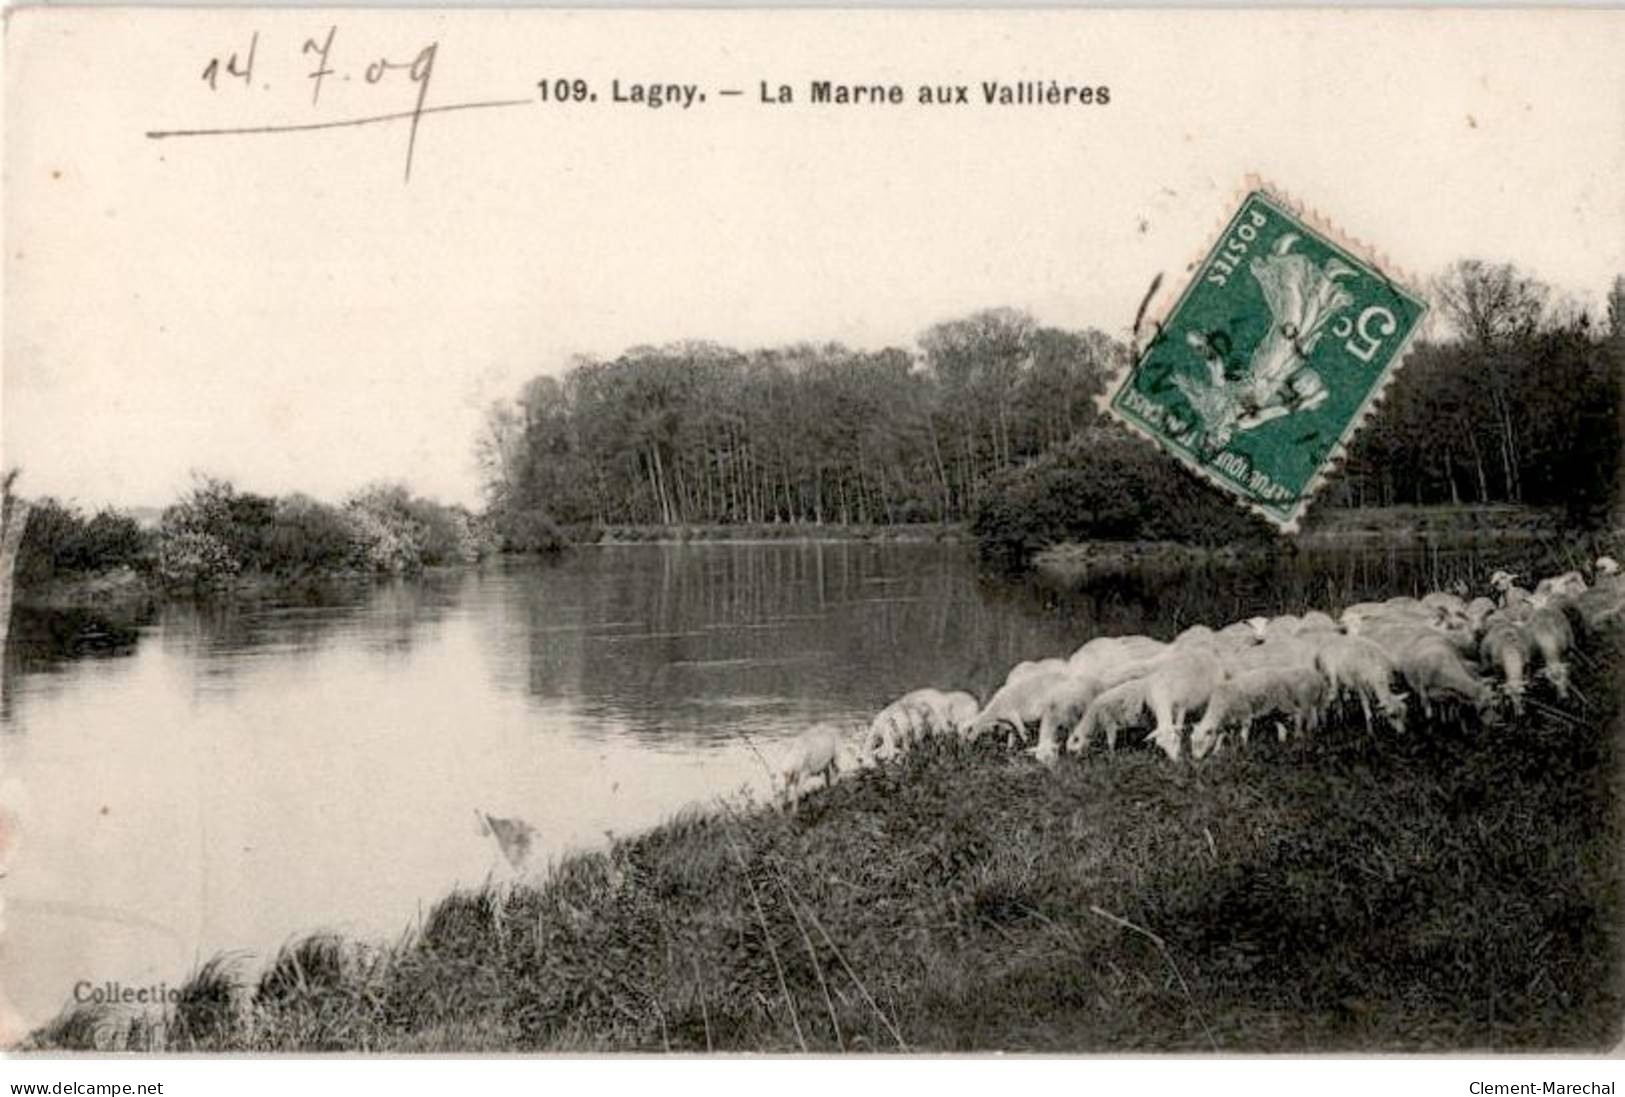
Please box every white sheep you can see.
[1295,610,1341,636]
[1420,591,1468,617]
[1006,657,1070,685]
[861,701,913,760]
[1465,596,1498,633]
[1067,676,1152,756]
[1215,620,1264,650]
[1490,570,1535,608]
[774,724,844,807]
[1173,624,1218,650]
[1220,635,1321,676]
[1533,571,1587,605]
[965,668,1075,747]
[1312,634,1409,733]
[1128,649,1227,760]
[1371,625,1494,720]
[1189,665,1328,759]
[1029,670,1109,764]
[1480,618,1535,715]
[1070,634,1168,674]
[863,688,980,759]
[1526,606,1575,698]
[1571,583,1625,630]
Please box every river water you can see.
[0,539,1535,1028]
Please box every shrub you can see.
[157,528,241,586]
[267,495,358,575]
[971,425,1275,568]
[344,484,428,575]
[157,477,251,585]
[497,508,567,555]
[15,498,152,587]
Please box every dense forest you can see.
[476,310,1120,532]
[481,262,1624,549]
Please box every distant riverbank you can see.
[587,521,965,546]
[14,507,1602,610]
[1034,504,1597,581]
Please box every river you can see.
[0,538,1536,1028]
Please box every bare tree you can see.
[1432,261,1551,502]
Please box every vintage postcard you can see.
[2,6,1624,1063]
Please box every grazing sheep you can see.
[1480,619,1535,714]
[1465,596,1498,633]
[1258,614,1307,645]
[1385,629,1494,719]
[1570,584,1625,631]
[1490,570,1536,608]
[966,669,1075,747]
[1064,648,1225,761]
[861,700,913,759]
[1312,635,1408,733]
[1428,616,1480,660]
[1030,671,1110,763]
[1227,635,1322,674]
[1069,635,1167,675]
[1006,657,1069,685]
[1526,606,1575,698]
[1296,610,1340,636]
[900,688,980,744]
[1340,601,1387,623]
[1213,620,1263,651]
[864,688,980,758]
[1067,677,1151,755]
[1173,624,1218,649]
[1189,665,1328,759]
[1533,571,1587,605]
[1140,649,1228,760]
[1420,591,1467,617]
[774,724,843,807]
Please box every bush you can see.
[157,528,241,586]
[267,495,358,575]
[971,426,1275,568]
[157,477,251,586]
[498,508,567,555]
[344,484,428,575]
[15,498,151,587]
[50,475,495,588]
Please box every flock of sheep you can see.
[770,555,1625,805]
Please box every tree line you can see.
[477,309,1121,537]
[483,264,1624,544]
[14,478,502,591]
[1332,263,1623,522]
[14,261,1621,589]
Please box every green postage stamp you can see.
[1107,186,1428,532]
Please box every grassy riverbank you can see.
[28,631,1623,1053]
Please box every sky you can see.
[4,8,1624,509]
